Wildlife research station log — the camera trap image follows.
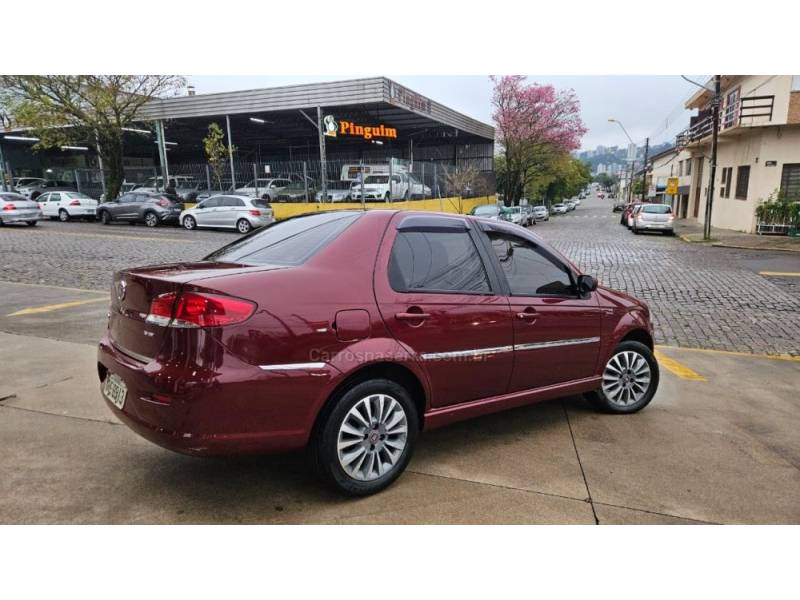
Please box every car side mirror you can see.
[577,274,598,295]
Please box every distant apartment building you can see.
[673,75,800,232]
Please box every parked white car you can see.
[532,205,549,221]
[37,191,98,221]
[351,173,431,201]
[507,205,529,227]
[180,194,273,234]
[234,178,291,200]
[551,203,568,214]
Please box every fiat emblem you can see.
[115,280,127,301]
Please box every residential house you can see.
[676,75,800,233]
[644,146,694,215]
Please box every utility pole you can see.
[0,141,8,191]
[316,106,327,203]
[627,160,635,203]
[703,75,721,241]
[640,137,649,203]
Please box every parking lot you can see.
[1,191,798,524]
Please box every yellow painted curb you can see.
[653,350,706,381]
[8,297,108,316]
[656,345,800,363]
[758,271,800,277]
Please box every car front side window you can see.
[486,230,575,297]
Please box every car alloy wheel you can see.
[601,350,652,407]
[336,393,408,482]
[100,211,111,225]
[183,215,196,230]
[144,212,158,227]
[58,209,70,222]
[236,219,252,234]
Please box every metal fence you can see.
[69,157,495,202]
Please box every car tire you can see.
[143,212,159,228]
[99,211,111,225]
[58,209,70,222]
[183,215,197,230]
[236,218,252,234]
[26,220,37,226]
[310,378,419,496]
[584,340,659,414]
[633,226,640,234]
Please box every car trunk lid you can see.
[109,262,281,362]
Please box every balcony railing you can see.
[676,95,775,147]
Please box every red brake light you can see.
[249,209,261,216]
[69,199,81,206]
[2,203,15,211]
[146,291,255,328]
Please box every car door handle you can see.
[516,310,538,321]
[396,311,431,321]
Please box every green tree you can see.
[0,75,185,200]
[203,122,230,190]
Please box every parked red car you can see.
[620,202,641,227]
[98,210,659,495]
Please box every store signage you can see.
[389,82,432,114]
[325,116,398,140]
[665,177,679,195]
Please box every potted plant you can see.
[755,190,799,235]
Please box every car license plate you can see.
[103,373,127,410]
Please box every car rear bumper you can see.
[97,334,333,456]
[1,210,41,223]
[637,222,674,231]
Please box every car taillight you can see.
[158,198,170,207]
[70,199,81,206]
[145,291,255,328]
[2,203,15,211]
[249,209,261,216]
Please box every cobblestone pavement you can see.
[1,197,798,354]
[536,195,800,356]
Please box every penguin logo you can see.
[323,115,338,137]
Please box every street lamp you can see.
[609,118,637,203]
[608,119,650,202]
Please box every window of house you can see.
[720,167,733,198]
[678,161,684,176]
[724,88,740,128]
[780,164,800,200]
[735,166,750,200]
[686,160,692,176]
[389,230,491,294]
[486,231,574,297]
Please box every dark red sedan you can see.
[98,210,659,495]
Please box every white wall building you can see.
[676,75,800,232]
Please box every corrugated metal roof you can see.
[139,77,494,141]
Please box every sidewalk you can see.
[674,219,800,252]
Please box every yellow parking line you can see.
[7,297,108,316]
[758,271,800,277]
[656,345,800,363]
[653,350,706,381]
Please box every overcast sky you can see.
[189,75,705,151]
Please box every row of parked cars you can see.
[614,200,675,235]
[468,203,550,227]
[0,187,275,234]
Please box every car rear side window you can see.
[487,231,574,297]
[389,230,490,294]
[205,211,361,266]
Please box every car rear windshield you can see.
[474,205,499,216]
[251,198,271,208]
[642,205,672,214]
[204,211,362,266]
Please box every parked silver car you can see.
[551,203,568,215]
[180,195,274,233]
[0,192,42,226]
[632,203,675,235]
[532,205,550,221]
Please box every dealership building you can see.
[1,77,495,197]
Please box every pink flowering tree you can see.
[491,75,587,204]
